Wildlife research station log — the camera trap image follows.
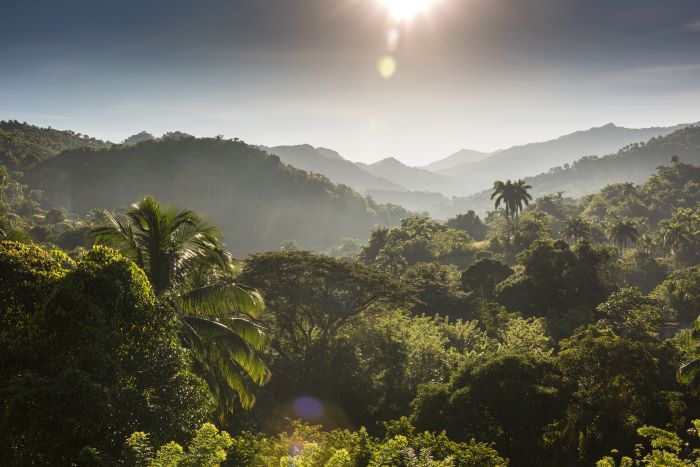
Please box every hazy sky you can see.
[1,0,700,165]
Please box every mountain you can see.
[0,120,111,169]
[432,125,700,218]
[439,122,696,194]
[262,144,402,191]
[25,138,408,254]
[421,148,491,172]
[315,147,344,160]
[359,157,464,195]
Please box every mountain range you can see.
[5,119,700,245]
[429,122,696,193]
[262,144,401,191]
[358,157,464,195]
[266,121,698,200]
[23,137,408,254]
[420,148,492,172]
[429,125,700,218]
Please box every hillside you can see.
[0,120,111,169]
[437,125,700,217]
[439,122,695,193]
[25,137,408,254]
[262,144,402,191]
[421,148,492,172]
[359,157,464,195]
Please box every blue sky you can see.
[1,0,700,164]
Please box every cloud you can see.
[682,19,700,31]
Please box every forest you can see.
[3,122,700,466]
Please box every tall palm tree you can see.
[637,233,656,255]
[660,221,691,263]
[91,197,270,416]
[491,180,514,221]
[563,216,591,243]
[608,219,639,253]
[491,179,533,224]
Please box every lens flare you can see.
[377,55,397,79]
[292,396,324,420]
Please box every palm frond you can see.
[176,281,265,319]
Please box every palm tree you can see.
[491,180,514,221]
[671,154,681,165]
[491,179,533,224]
[608,219,639,253]
[563,216,590,243]
[660,220,691,263]
[637,233,656,255]
[92,197,270,416]
[513,179,533,221]
[620,182,637,199]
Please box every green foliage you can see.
[0,120,110,169]
[460,258,513,299]
[597,419,700,466]
[446,210,488,241]
[652,266,700,325]
[555,325,684,464]
[227,420,506,467]
[596,288,663,340]
[0,242,211,464]
[238,251,414,428]
[413,350,561,466]
[92,197,270,417]
[496,239,614,337]
[124,423,233,466]
[25,137,408,253]
[360,216,478,274]
[402,262,474,318]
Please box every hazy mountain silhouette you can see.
[359,157,464,195]
[426,125,700,218]
[437,122,696,193]
[26,138,408,254]
[421,148,492,172]
[263,144,403,191]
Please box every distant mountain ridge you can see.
[430,125,700,218]
[434,122,697,193]
[25,138,409,254]
[421,148,492,172]
[262,144,403,191]
[358,157,464,195]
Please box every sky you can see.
[1,0,700,165]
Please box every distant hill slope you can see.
[437,125,700,218]
[421,148,491,172]
[26,138,408,254]
[440,122,695,193]
[359,157,464,195]
[0,120,111,169]
[262,144,402,191]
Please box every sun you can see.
[379,0,437,22]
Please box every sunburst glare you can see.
[379,0,439,22]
